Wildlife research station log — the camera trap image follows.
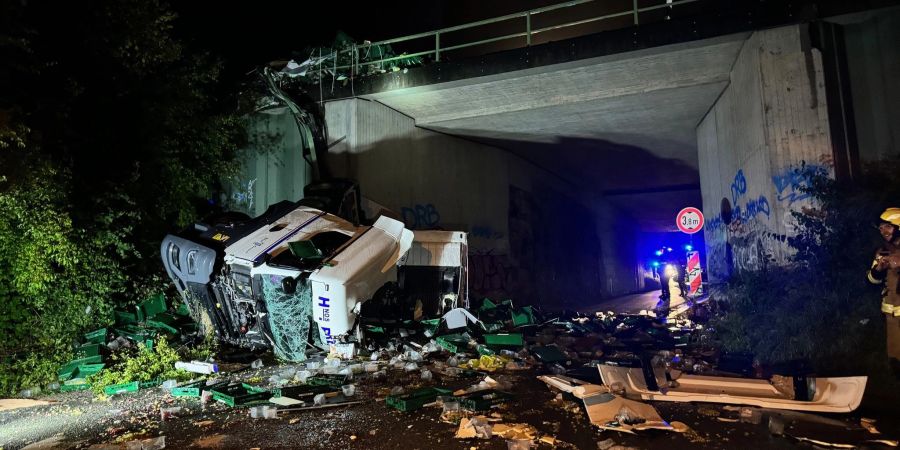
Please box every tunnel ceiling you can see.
[362,33,749,231]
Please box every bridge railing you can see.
[325,0,702,74]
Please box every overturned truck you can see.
[160,65,468,360]
[161,202,467,360]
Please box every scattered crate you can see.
[306,374,348,389]
[83,328,108,344]
[457,389,513,411]
[386,387,452,412]
[210,383,273,407]
[104,381,139,396]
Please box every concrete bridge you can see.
[241,0,900,307]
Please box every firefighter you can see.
[868,207,900,375]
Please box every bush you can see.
[0,153,128,395]
[89,338,192,396]
[712,159,900,376]
[0,0,249,395]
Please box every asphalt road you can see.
[3,358,896,450]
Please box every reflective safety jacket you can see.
[869,245,900,317]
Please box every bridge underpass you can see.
[361,33,747,231]
[240,1,900,309]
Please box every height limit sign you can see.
[676,207,704,234]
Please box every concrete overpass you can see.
[243,0,900,307]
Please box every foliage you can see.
[712,159,900,376]
[89,338,192,396]
[0,0,250,394]
[182,332,219,363]
[0,150,129,395]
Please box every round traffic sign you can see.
[676,207,704,234]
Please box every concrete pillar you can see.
[697,24,833,281]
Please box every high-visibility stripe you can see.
[882,302,900,317]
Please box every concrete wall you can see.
[697,25,833,281]
[592,201,646,296]
[228,111,312,216]
[325,98,641,307]
[843,9,900,163]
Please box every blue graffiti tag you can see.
[731,195,771,223]
[401,203,441,230]
[470,225,503,240]
[730,170,747,205]
[772,164,823,205]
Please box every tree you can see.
[0,0,249,394]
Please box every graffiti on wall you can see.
[469,249,516,295]
[772,164,824,205]
[401,203,441,230]
[708,170,772,232]
[730,169,747,204]
[706,169,781,280]
[707,162,827,280]
[231,178,257,213]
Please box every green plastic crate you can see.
[146,316,179,335]
[386,387,452,412]
[306,374,348,389]
[60,383,91,392]
[421,318,441,336]
[479,298,497,312]
[113,325,156,342]
[139,379,162,389]
[175,302,191,317]
[511,306,535,327]
[139,294,167,320]
[476,344,495,356]
[210,383,272,407]
[288,240,323,260]
[458,389,513,411]
[483,333,523,347]
[104,381,139,396]
[171,380,206,397]
[436,334,469,353]
[73,343,101,359]
[73,363,105,379]
[114,310,139,325]
[84,328,107,344]
[58,355,103,381]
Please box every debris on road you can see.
[174,361,218,374]
[9,291,893,450]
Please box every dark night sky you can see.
[171,0,631,79]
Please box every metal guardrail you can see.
[327,0,701,72]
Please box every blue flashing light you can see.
[685,244,693,252]
[651,261,660,268]
[655,250,663,256]
[667,247,673,252]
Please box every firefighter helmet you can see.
[881,208,900,227]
